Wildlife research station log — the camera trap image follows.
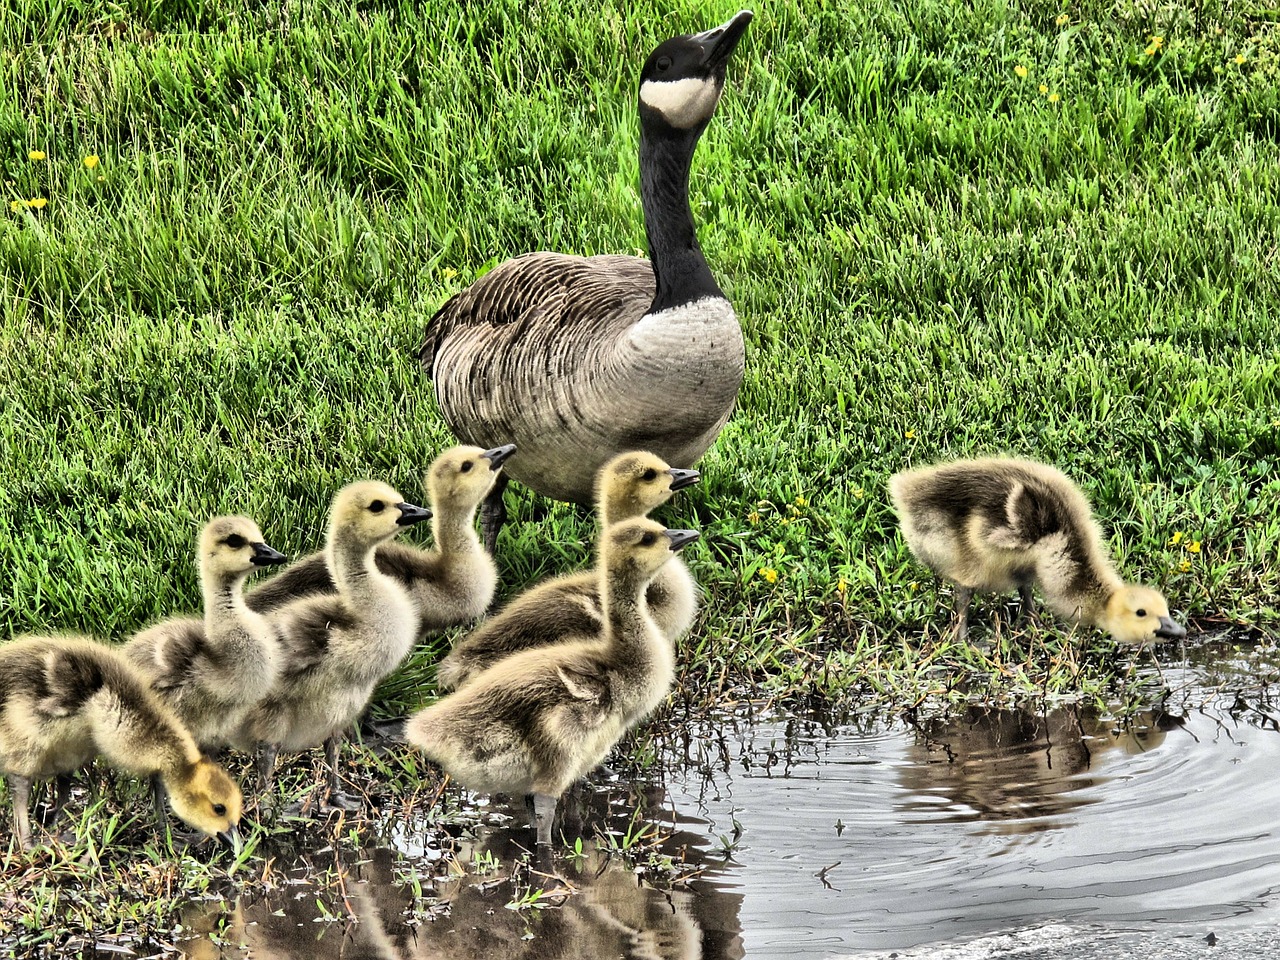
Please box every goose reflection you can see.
[898,703,1184,833]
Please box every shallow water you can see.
[178,634,1280,958]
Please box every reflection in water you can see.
[178,783,744,960]
[899,704,1184,832]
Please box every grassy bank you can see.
[2,0,1279,728]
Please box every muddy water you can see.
[178,634,1280,958]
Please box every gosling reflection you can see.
[899,704,1183,833]
[177,785,743,959]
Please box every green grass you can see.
[2,0,1279,726]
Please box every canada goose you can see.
[435,450,700,691]
[125,515,287,748]
[418,11,753,551]
[235,481,432,805]
[406,518,700,847]
[0,635,242,850]
[888,457,1187,644]
[245,445,514,634]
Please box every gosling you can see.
[245,444,514,633]
[125,515,287,748]
[888,457,1187,644]
[406,517,700,848]
[436,450,700,690]
[0,635,242,850]
[235,481,431,806]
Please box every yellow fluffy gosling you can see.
[126,515,286,747]
[0,635,242,850]
[245,445,514,633]
[436,450,700,690]
[888,457,1187,644]
[406,517,700,847]
[235,481,431,807]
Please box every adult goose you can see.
[418,11,753,551]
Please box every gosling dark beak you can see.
[663,528,701,552]
[666,468,701,491]
[250,542,287,567]
[691,10,753,73]
[480,443,517,471]
[218,822,242,854]
[396,502,433,526]
[1154,616,1187,640]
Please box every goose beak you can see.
[691,10,753,72]
[480,443,517,471]
[663,528,701,552]
[396,502,433,526]
[666,467,701,491]
[219,822,242,855]
[1154,616,1187,640]
[250,542,287,566]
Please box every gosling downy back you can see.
[890,457,1186,644]
[435,450,701,691]
[244,445,513,632]
[126,515,286,746]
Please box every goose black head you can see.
[638,10,752,132]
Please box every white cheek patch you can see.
[639,77,721,128]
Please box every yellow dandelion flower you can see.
[1235,54,1247,65]
[83,154,99,169]
[9,199,25,211]
[1169,532,1184,546]
[794,495,808,508]
[905,429,916,440]
[1187,540,1201,553]
[1145,45,1158,57]
[1179,560,1192,573]
[441,266,458,279]
[1056,13,1069,26]
[747,511,760,525]
[852,487,865,500]
[28,150,45,161]
[1039,83,1049,94]
[1014,64,1029,78]
[759,567,779,584]
[836,576,848,595]
[1150,36,1163,48]
[909,581,919,592]
[1048,93,1060,103]
[27,198,47,209]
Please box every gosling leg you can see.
[256,742,280,795]
[1018,584,1038,625]
[48,773,74,827]
[150,772,169,830]
[530,792,557,848]
[324,733,361,811]
[480,473,510,556]
[9,774,34,850]
[952,586,974,642]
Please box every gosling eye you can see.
[641,468,658,482]
[213,803,227,816]
[656,55,672,71]
[640,532,657,546]
[460,461,474,473]
[369,500,386,513]
[1135,608,1147,618]
[223,534,247,549]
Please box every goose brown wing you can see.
[275,597,357,678]
[417,252,655,376]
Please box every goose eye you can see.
[641,468,658,481]
[213,803,227,816]
[369,500,386,513]
[1135,608,1147,618]
[640,532,657,546]
[656,55,672,71]
[224,534,247,549]
[460,461,474,473]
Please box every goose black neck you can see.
[640,126,725,313]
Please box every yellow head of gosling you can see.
[596,451,700,524]
[165,757,244,847]
[604,517,701,586]
[1100,586,1186,645]
[200,516,287,578]
[426,444,515,511]
[330,481,433,546]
